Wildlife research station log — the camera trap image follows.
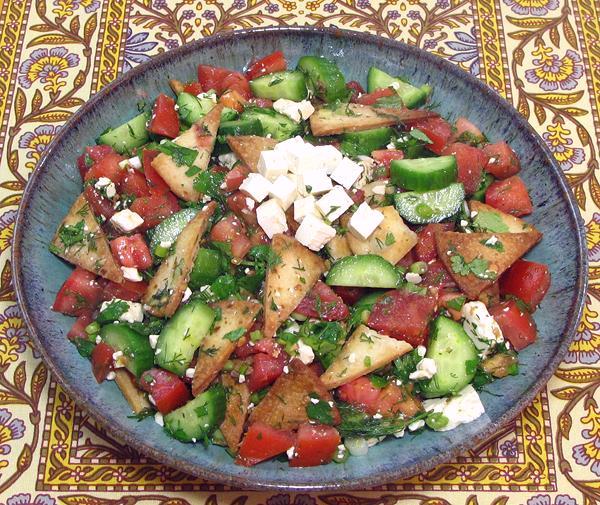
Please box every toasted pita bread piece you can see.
[143,202,216,317]
[263,234,326,338]
[51,193,123,283]
[192,300,261,396]
[220,374,251,453]
[310,103,399,136]
[114,369,151,414]
[320,325,412,389]
[226,135,278,173]
[435,230,541,299]
[151,104,222,201]
[470,201,540,237]
[249,360,340,430]
[344,206,417,265]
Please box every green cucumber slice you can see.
[390,155,457,191]
[240,106,302,140]
[100,324,154,378]
[471,172,494,202]
[394,183,465,224]
[296,55,347,103]
[340,127,394,157]
[216,118,263,144]
[249,70,308,101]
[326,255,401,288]
[147,208,200,263]
[366,66,429,109]
[97,112,150,155]
[420,316,478,398]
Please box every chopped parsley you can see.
[58,220,86,248]
[223,327,246,342]
[450,254,497,280]
[156,141,198,168]
[306,393,334,425]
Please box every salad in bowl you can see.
[48,49,550,468]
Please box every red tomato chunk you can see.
[483,141,520,179]
[129,192,180,230]
[489,300,537,351]
[139,368,191,414]
[103,279,148,302]
[289,424,341,467]
[441,142,488,195]
[245,51,287,80]
[148,94,180,139]
[295,281,350,321]
[91,342,115,383]
[236,422,295,466]
[500,259,550,310]
[247,352,286,392]
[53,267,103,316]
[485,175,533,216]
[405,117,452,155]
[110,234,153,270]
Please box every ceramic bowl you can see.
[13,27,587,490]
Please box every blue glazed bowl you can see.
[13,27,587,490]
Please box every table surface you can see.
[1,0,599,502]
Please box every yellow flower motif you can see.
[18,48,80,94]
[0,306,27,366]
[543,121,585,171]
[566,297,600,364]
[573,403,600,475]
[525,43,584,92]
[306,0,322,10]
[52,0,77,16]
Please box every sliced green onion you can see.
[85,322,100,335]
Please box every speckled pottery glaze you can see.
[13,27,587,490]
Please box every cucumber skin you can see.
[249,71,308,101]
[216,118,263,145]
[97,112,149,155]
[147,208,200,263]
[326,254,401,289]
[420,316,478,399]
[100,324,154,378]
[240,107,302,140]
[390,155,458,191]
[189,248,226,289]
[296,56,347,103]
[154,300,215,376]
[164,385,226,442]
[340,127,394,157]
[394,183,465,225]
[367,66,428,109]
[177,92,237,125]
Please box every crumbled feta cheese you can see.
[409,357,437,380]
[154,412,164,427]
[300,169,333,196]
[296,339,315,365]
[118,159,129,169]
[460,219,469,227]
[112,350,124,364]
[393,429,405,438]
[257,150,291,181]
[245,197,255,210]
[348,202,384,240]
[295,214,336,251]
[286,446,296,459]
[269,175,298,210]
[185,367,195,379]
[422,385,485,431]
[218,152,239,169]
[367,436,385,447]
[461,301,504,354]
[273,98,315,123]
[316,186,354,222]
[348,352,356,364]
[471,210,479,218]
[106,371,116,381]
[118,301,144,323]
[95,177,116,199]
[408,419,425,431]
[159,240,172,249]
[386,142,396,150]
[405,272,422,284]
[121,266,142,282]
[256,199,288,238]
[182,287,192,303]
[240,173,273,203]
[330,157,364,189]
[373,413,383,419]
[283,365,289,374]
[238,374,246,384]
[155,348,162,355]
[95,335,102,344]
[312,145,344,174]
[128,156,142,170]
[371,182,388,195]
[293,195,319,223]
[485,235,499,246]
[149,334,159,349]
[309,397,320,405]
[390,81,401,90]
[416,345,427,357]
[110,209,144,233]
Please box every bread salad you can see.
[50,51,551,467]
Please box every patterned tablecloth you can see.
[0,0,599,503]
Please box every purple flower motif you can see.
[265,2,279,12]
[424,39,437,50]
[80,0,100,13]
[152,0,166,9]
[123,28,158,73]
[3,494,56,505]
[18,47,79,90]
[0,408,26,455]
[233,0,245,8]
[566,318,600,364]
[525,47,584,91]
[181,9,194,19]
[324,2,337,12]
[202,10,217,19]
[499,439,517,457]
[407,10,420,19]
[357,0,370,8]
[0,305,28,355]
[446,27,480,76]
[266,495,316,505]
[165,39,179,50]
[436,0,449,8]
[388,10,400,19]
[542,122,585,172]
[503,0,558,15]
[19,125,59,159]
[526,495,578,505]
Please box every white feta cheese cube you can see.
[296,339,314,364]
[274,135,305,153]
[295,214,336,251]
[285,142,323,174]
[218,152,239,169]
[94,177,116,199]
[119,301,144,323]
[316,185,354,221]
[461,301,504,354]
[408,419,425,431]
[121,266,142,282]
[300,169,332,196]
[330,157,364,189]
[269,175,298,210]
[128,156,142,170]
[417,345,427,357]
[110,209,144,233]
[286,446,296,459]
[409,357,437,380]
[273,99,315,123]
[182,287,192,302]
[239,173,273,203]
[293,195,318,223]
[422,385,485,432]
[106,371,116,381]
[148,334,159,349]
[185,367,195,379]
[405,272,422,284]
[256,199,288,238]
[348,202,384,240]
[312,145,344,174]
[257,150,291,181]
[154,412,164,427]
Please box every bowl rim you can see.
[13,26,588,491]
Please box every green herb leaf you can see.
[156,141,198,168]
[450,254,497,280]
[306,393,334,425]
[58,220,86,248]
[223,327,246,342]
